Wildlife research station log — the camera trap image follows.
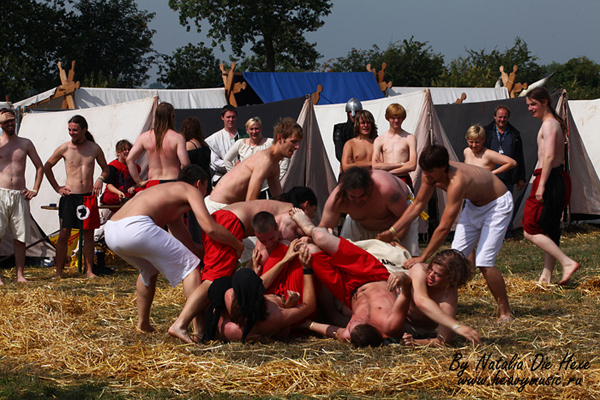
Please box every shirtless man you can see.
[340,110,377,172]
[0,109,44,284]
[216,236,316,342]
[372,103,417,190]
[127,102,189,188]
[290,207,413,347]
[401,250,480,345]
[379,145,514,322]
[104,165,244,332]
[523,87,579,285]
[44,115,110,278]
[204,117,303,214]
[168,193,317,343]
[319,167,419,256]
[463,125,516,175]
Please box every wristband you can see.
[31,189,38,194]
[389,226,397,236]
[451,323,462,332]
[303,268,313,275]
[97,176,105,182]
[309,321,315,331]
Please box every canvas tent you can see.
[242,72,384,105]
[14,87,227,110]
[389,87,509,104]
[16,97,156,248]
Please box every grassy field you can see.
[0,224,599,399]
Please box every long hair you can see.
[526,87,566,133]
[180,117,206,146]
[68,115,95,142]
[153,103,175,150]
[353,110,378,139]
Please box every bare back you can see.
[0,136,38,190]
[223,199,293,237]
[132,129,189,180]
[443,162,507,206]
[210,148,280,204]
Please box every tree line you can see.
[2,0,598,102]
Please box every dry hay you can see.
[1,245,600,398]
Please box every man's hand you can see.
[58,186,71,196]
[517,180,525,191]
[298,245,311,268]
[404,256,426,269]
[21,189,38,200]
[127,186,137,195]
[251,248,262,275]
[377,229,395,243]
[402,333,415,346]
[455,324,481,344]
[93,179,103,197]
[535,184,545,203]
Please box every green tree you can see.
[158,43,222,88]
[435,37,543,87]
[331,38,445,86]
[544,57,600,100]
[60,0,156,88]
[168,0,332,72]
[1,0,66,101]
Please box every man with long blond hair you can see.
[127,102,190,188]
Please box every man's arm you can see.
[175,134,191,169]
[381,272,411,337]
[405,179,464,268]
[387,135,417,176]
[43,144,69,195]
[410,265,480,343]
[259,240,299,290]
[536,121,558,203]
[318,189,342,228]
[167,216,204,259]
[187,187,244,256]
[246,161,279,201]
[484,149,517,175]
[378,174,435,243]
[223,141,241,171]
[127,136,145,184]
[23,140,44,200]
[93,145,110,197]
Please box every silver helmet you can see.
[345,98,363,117]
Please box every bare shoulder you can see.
[541,118,561,135]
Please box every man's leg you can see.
[82,229,98,278]
[54,227,71,277]
[136,273,158,332]
[479,266,513,323]
[13,239,28,283]
[290,208,341,254]
[524,231,579,285]
[168,279,213,344]
[181,267,203,338]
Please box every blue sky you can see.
[138,0,600,84]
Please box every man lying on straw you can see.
[290,208,481,346]
[104,165,244,333]
[169,193,317,343]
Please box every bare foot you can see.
[289,207,314,236]
[558,261,580,285]
[17,276,29,283]
[168,323,194,344]
[284,290,300,308]
[0,277,4,286]
[137,323,156,333]
[537,272,552,284]
[86,272,99,279]
[497,313,515,324]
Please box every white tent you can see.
[14,87,227,110]
[388,87,509,104]
[18,97,156,239]
[569,98,600,179]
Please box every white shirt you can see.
[205,128,239,184]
